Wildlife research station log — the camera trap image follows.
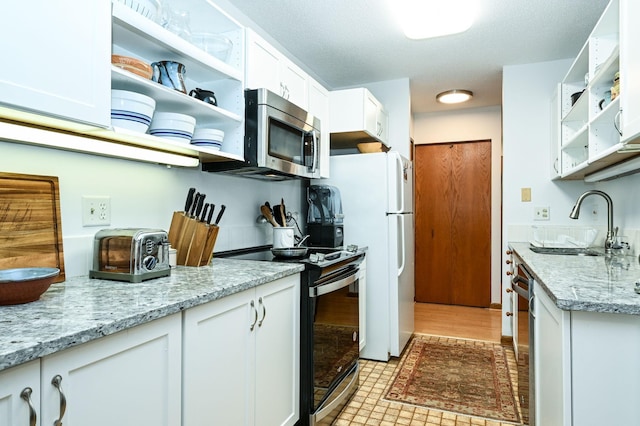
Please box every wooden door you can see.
[415,141,491,307]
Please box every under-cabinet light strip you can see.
[584,155,640,182]
[0,121,199,167]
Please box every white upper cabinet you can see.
[245,30,308,109]
[329,88,390,148]
[0,0,111,127]
[619,0,640,144]
[308,79,331,177]
[556,0,640,180]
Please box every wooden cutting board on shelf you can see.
[0,172,65,282]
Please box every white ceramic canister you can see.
[273,227,295,248]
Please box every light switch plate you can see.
[521,188,532,202]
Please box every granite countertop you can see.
[509,242,640,315]
[0,258,304,372]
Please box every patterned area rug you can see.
[385,335,521,423]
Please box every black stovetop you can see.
[216,245,364,270]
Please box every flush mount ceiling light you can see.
[388,0,479,40]
[436,89,473,104]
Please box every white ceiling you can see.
[227,0,610,113]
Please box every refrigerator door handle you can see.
[387,152,405,214]
[396,214,406,277]
[395,153,405,213]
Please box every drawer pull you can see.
[52,374,66,426]
[250,300,258,331]
[258,297,266,327]
[20,387,37,426]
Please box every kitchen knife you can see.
[194,193,205,219]
[200,203,210,222]
[184,187,196,213]
[214,204,226,225]
[189,192,200,217]
[207,204,215,224]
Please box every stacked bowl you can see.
[149,112,196,143]
[111,90,156,133]
[115,0,161,21]
[190,128,224,150]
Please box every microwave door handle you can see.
[310,131,318,173]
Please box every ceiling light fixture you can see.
[388,0,479,40]
[436,89,473,104]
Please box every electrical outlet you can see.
[534,206,550,221]
[82,196,111,226]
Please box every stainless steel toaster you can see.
[89,228,171,282]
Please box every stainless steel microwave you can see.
[203,88,322,180]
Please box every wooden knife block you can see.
[168,211,219,267]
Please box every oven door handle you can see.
[310,272,358,298]
[511,281,529,299]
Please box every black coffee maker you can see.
[307,185,344,248]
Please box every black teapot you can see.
[189,88,217,106]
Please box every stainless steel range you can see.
[218,246,366,425]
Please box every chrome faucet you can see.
[569,190,615,254]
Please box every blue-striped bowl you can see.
[149,112,196,143]
[111,90,156,133]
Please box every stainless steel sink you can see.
[529,246,604,256]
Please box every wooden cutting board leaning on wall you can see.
[0,172,65,282]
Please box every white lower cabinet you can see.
[535,284,640,425]
[40,313,182,426]
[0,360,41,426]
[183,275,300,426]
[534,284,571,426]
[571,310,640,425]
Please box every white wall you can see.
[0,140,304,278]
[412,106,503,305]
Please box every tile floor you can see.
[333,303,524,426]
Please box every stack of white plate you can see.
[190,128,224,150]
[149,112,196,143]
[111,90,156,133]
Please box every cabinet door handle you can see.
[250,300,258,331]
[20,387,37,426]
[51,374,67,426]
[258,296,267,327]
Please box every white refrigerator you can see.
[314,151,415,361]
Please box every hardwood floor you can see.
[414,302,503,342]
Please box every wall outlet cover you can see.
[82,195,111,226]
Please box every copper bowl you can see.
[0,268,60,305]
[111,54,153,80]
